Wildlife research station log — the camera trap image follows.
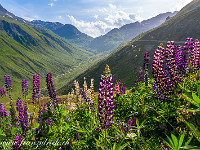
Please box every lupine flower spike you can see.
[143,52,149,86]
[46,72,58,107]
[13,136,22,150]
[98,65,114,145]
[0,88,5,98]
[32,74,40,104]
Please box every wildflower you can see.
[98,65,114,129]
[32,74,40,104]
[46,72,58,107]
[0,88,6,98]
[191,39,200,72]
[4,75,12,92]
[0,103,7,118]
[138,68,143,83]
[13,136,22,150]
[115,80,126,95]
[134,77,139,86]
[143,52,149,86]
[152,44,172,99]
[127,132,137,138]
[79,89,91,102]
[16,98,29,135]
[22,79,28,98]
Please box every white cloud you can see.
[171,0,193,11]
[57,16,63,19]
[104,10,135,26]
[108,4,116,9]
[67,15,116,37]
[94,14,98,19]
[48,3,54,7]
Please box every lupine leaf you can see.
[192,92,200,107]
[185,121,200,142]
[197,85,200,97]
[165,135,174,149]
[171,134,178,149]
[178,130,185,150]
[184,136,193,146]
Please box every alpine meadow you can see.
[0,0,200,150]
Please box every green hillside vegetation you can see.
[0,15,93,101]
[56,0,200,95]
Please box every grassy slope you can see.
[56,0,200,94]
[0,15,93,102]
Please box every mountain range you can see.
[0,4,93,99]
[31,11,177,53]
[56,0,200,94]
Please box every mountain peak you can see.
[0,4,8,13]
[0,4,28,24]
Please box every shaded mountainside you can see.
[31,20,94,51]
[0,14,93,96]
[57,0,200,95]
[88,11,177,53]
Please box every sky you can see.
[0,0,193,37]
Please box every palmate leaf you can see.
[165,135,174,149]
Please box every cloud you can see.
[67,15,116,37]
[171,0,193,11]
[23,15,39,21]
[57,16,63,19]
[108,4,116,9]
[104,10,135,26]
[94,14,98,19]
[48,3,54,7]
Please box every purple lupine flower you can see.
[32,74,40,104]
[175,45,187,75]
[152,44,172,99]
[0,103,7,118]
[79,89,91,102]
[13,136,22,150]
[4,75,12,92]
[16,98,29,135]
[134,77,139,86]
[16,98,23,112]
[38,105,48,123]
[46,72,58,107]
[98,65,114,129]
[128,117,136,127]
[165,41,182,86]
[22,79,28,98]
[118,81,126,95]
[138,68,143,83]
[185,37,195,72]
[143,52,149,70]
[143,52,149,86]
[0,88,6,98]
[191,39,200,72]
